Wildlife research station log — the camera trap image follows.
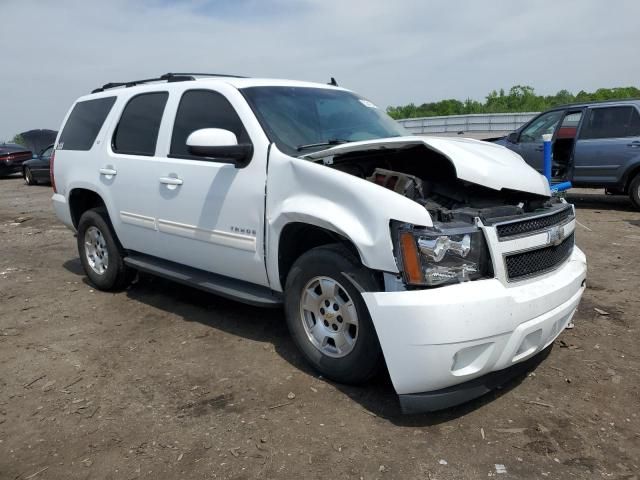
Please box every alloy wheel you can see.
[84,226,109,275]
[299,276,359,358]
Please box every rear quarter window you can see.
[58,97,116,151]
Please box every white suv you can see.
[51,73,587,413]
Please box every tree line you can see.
[386,85,640,119]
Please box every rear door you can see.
[572,106,640,185]
[102,91,169,257]
[514,110,565,172]
[151,86,270,286]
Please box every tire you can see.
[77,207,134,290]
[284,243,383,384]
[630,174,640,210]
[24,167,36,185]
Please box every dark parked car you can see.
[496,100,640,209]
[0,143,32,177]
[22,144,54,185]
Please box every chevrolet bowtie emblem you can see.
[548,225,565,246]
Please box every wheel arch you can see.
[68,188,107,229]
[623,160,640,193]
[275,221,367,292]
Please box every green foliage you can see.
[10,134,27,146]
[386,86,640,119]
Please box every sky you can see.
[1,0,639,141]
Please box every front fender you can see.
[265,145,432,291]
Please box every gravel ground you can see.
[1,177,639,479]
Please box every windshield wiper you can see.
[296,139,349,152]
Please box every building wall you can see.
[397,112,538,139]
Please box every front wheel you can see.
[24,167,36,185]
[630,174,640,210]
[284,244,383,384]
[77,207,134,290]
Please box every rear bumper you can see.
[52,193,75,231]
[362,247,586,410]
[0,163,23,174]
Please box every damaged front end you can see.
[306,139,573,289]
[300,137,585,411]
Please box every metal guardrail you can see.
[397,112,539,135]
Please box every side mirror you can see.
[506,132,519,144]
[186,128,253,167]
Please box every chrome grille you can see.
[497,207,573,239]
[505,232,575,281]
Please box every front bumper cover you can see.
[362,247,587,412]
[398,345,551,414]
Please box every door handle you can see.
[628,141,640,147]
[534,146,544,152]
[99,167,117,176]
[159,176,183,186]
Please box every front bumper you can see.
[399,345,552,414]
[362,247,586,412]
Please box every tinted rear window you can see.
[112,92,168,156]
[580,106,640,139]
[58,97,116,150]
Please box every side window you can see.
[112,92,168,156]
[519,111,564,143]
[580,107,640,140]
[170,89,250,158]
[41,146,53,160]
[58,97,116,151]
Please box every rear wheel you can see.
[77,207,134,290]
[630,174,640,210]
[284,244,383,384]
[24,167,36,185]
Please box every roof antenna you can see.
[328,77,338,86]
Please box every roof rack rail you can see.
[91,72,247,93]
[163,72,247,79]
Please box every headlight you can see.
[397,226,492,287]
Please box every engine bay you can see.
[322,144,556,225]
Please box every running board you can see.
[124,253,282,308]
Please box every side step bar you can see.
[124,253,282,308]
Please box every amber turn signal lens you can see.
[400,232,423,285]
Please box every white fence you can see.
[397,112,539,136]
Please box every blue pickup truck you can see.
[495,99,640,209]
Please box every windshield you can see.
[241,86,408,156]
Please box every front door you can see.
[34,145,53,180]
[153,87,269,287]
[516,110,565,172]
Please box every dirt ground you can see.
[0,177,639,480]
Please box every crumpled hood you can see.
[303,136,551,197]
